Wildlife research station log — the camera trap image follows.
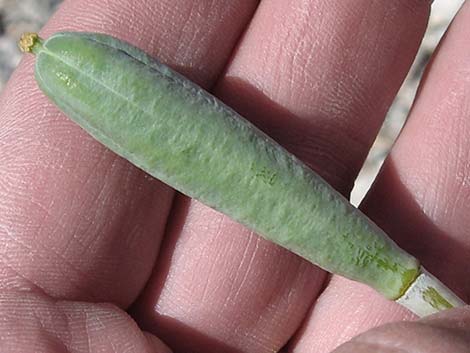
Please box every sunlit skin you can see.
[0,1,469,353]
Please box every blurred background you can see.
[0,0,466,205]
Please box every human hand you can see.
[1,1,469,352]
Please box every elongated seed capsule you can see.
[19,32,465,316]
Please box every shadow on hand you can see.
[362,158,470,304]
[216,76,366,196]
[129,195,246,353]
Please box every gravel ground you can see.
[0,0,465,204]
[0,0,62,90]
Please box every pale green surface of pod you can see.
[27,32,421,300]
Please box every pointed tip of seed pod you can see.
[19,32,43,54]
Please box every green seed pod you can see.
[19,32,465,316]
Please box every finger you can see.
[144,332,173,353]
[287,276,414,353]
[132,1,429,352]
[0,290,172,353]
[288,2,470,352]
[333,306,470,353]
[0,0,258,307]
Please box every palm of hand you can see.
[1,1,469,352]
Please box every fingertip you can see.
[143,332,173,353]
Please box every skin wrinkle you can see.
[211,225,259,322]
[0,255,46,293]
[282,3,315,97]
[441,90,469,220]
[191,213,224,288]
[232,234,260,302]
[197,243,221,304]
[62,171,115,254]
[415,79,469,222]
[225,230,255,305]
[85,309,96,352]
[172,1,198,63]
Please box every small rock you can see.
[0,0,63,89]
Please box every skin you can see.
[0,0,469,352]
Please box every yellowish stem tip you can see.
[19,32,40,53]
